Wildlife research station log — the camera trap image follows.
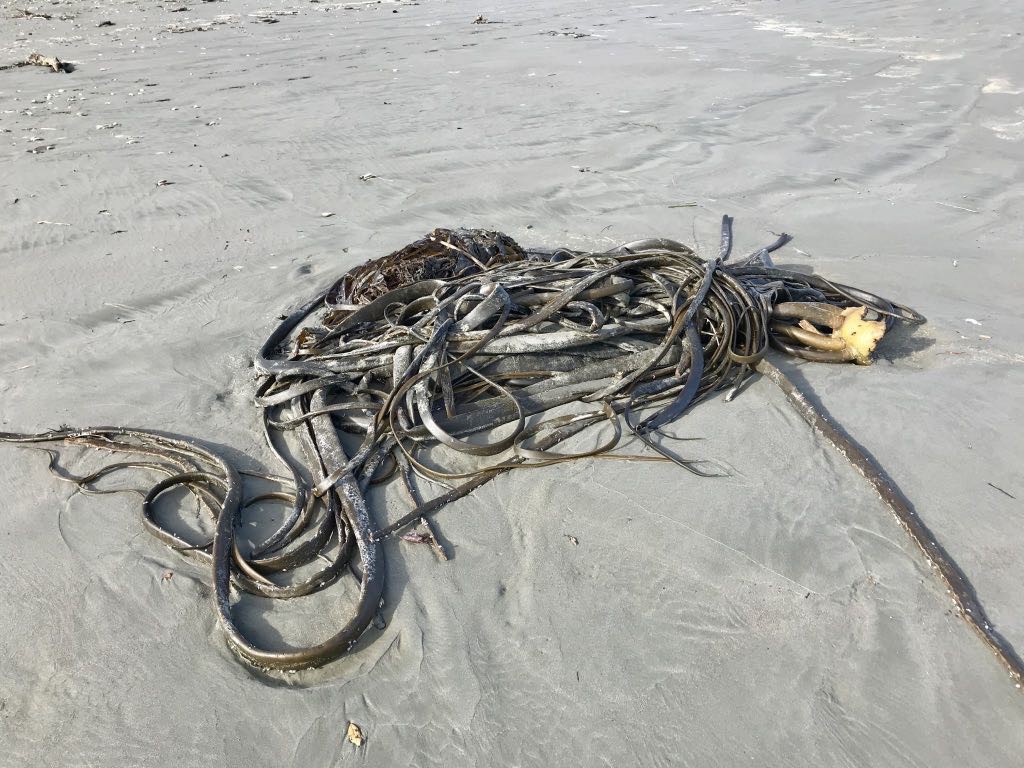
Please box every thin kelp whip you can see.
[755,358,1023,688]
[2,219,1019,688]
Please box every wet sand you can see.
[1,1,1023,765]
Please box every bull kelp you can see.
[3,218,1019,688]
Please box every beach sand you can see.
[1,1,1022,765]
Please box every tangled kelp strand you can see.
[2,220,1020,687]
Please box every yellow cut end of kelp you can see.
[834,306,887,365]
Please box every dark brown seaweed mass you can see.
[326,228,525,307]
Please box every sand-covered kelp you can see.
[2,219,1021,686]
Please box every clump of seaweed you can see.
[3,217,1020,688]
[326,227,525,307]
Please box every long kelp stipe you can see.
[3,218,1019,687]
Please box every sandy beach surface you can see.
[2,0,1023,765]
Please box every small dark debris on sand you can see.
[545,29,590,39]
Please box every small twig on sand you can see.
[986,482,1016,500]
[756,357,1024,688]
[935,201,980,214]
[15,8,52,19]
